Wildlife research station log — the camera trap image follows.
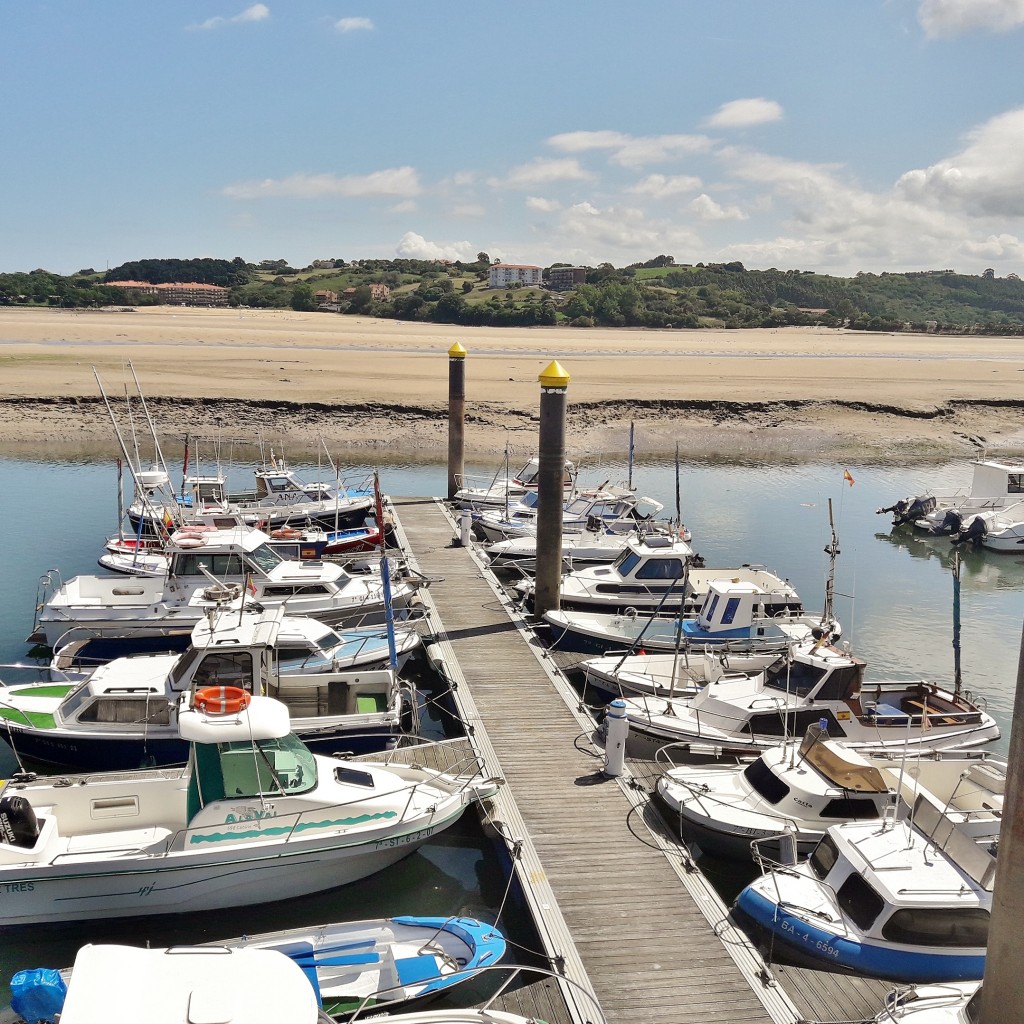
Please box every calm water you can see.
[1,452,1023,999]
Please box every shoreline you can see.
[2,306,1023,464]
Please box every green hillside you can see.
[3,255,1023,334]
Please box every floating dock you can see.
[391,495,893,1024]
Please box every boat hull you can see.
[0,801,467,926]
[733,886,986,983]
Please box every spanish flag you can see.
[843,469,855,487]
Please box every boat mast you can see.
[821,498,839,633]
[627,421,635,491]
[127,360,170,478]
[952,551,962,697]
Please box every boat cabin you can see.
[608,534,693,583]
[683,580,774,637]
[181,475,228,511]
[512,457,577,490]
[805,820,993,949]
[967,457,1024,498]
[253,465,337,503]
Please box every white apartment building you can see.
[488,263,543,288]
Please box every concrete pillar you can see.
[446,342,466,501]
[980,618,1024,1022]
[533,360,569,619]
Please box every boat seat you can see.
[394,954,442,988]
[65,826,172,856]
[902,699,960,725]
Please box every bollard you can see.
[603,698,628,777]
[460,510,471,547]
[447,342,466,501]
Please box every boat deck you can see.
[391,497,892,1024]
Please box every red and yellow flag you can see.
[843,469,855,487]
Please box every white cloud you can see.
[526,196,561,212]
[190,3,268,30]
[704,97,784,130]
[389,200,417,214]
[547,130,711,168]
[334,17,374,33]
[628,174,702,199]
[394,232,473,261]
[491,158,592,189]
[918,0,1024,38]
[548,202,701,262]
[689,194,748,222]
[222,166,421,200]
[451,204,486,219]
[545,130,634,153]
[895,107,1024,216]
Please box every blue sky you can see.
[5,1,1024,277]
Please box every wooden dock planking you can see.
[391,496,894,1024]
[393,497,781,1024]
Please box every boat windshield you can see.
[614,551,642,576]
[764,660,825,696]
[218,732,317,796]
[808,834,839,879]
[247,543,285,573]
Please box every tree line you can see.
[2,256,1023,334]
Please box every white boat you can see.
[129,459,375,536]
[100,512,384,577]
[578,648,786,702]
[453,455,577,512]
[948,502,1024,553]
[878,456,1024,533]
[544,578,833,655]
[474,486,664,544]
[873,982,982,1022]
[522,534,800,617]
[657,723,1006,860]
[1,606,421,770]
[8,915,506,1023]
[619,633,998,761]
[733,814,994,982]
[30,525,420,650]
[0,692,498,925]
[8,946,550,1024]
[486,525,674,574]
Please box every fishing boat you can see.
[732,813,995,982]
[520,534,800,617]
[100,514,384,577]
[0,692,499,925]
[452,454,577,512]
[656,722,1006,860]
[949,503,1024,553]
[616,633,999,761]
[29,525,420,651]
[474,485,664,544]
[877,456,1024,532]
[1,606,421,770]
[8,915,506,1023]
[543,578,833,656]
[872,982,982,1022]
[486,525,674,574]
[578,647,787,703]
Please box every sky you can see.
[5,1,1024,278]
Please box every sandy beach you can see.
[1,305,1023,464]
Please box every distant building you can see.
[103,281,229,307]
[488,263,543,289]
[341,283,390,301]
[314,289,338,304]
[547,266,586,291]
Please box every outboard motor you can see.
[585,515,603,533]
[953,514,988,547]
[938,508,963,536]
[0,794,40,848]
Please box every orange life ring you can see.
[194,686,251,715]
[271,527,303,539]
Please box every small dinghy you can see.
[7,915,506,1023]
